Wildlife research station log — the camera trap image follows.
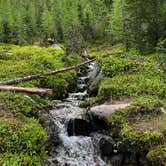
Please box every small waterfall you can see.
[47,62,107,166]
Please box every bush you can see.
[101,56,135,77]
[121,125,163,153]
[98,75,166,100]
[129,96,164,118]
[147,146,166,166]
[0,119,47,166]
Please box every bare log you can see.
[0,58,96,86]
[0,86,52,96]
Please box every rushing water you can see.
[47,62,106,166]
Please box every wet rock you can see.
[45,120,59,153]
[90,113,109,131]
[67,119,92,136]
[39,112,59,154]
[78,76,89,84]
[116,141,126,153]
[110,154,124,166]
[99,137,115,156]
[77,83,87,92]
[43,159,58,166]
[88,71,104,96]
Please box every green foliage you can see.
[0,43,80,165]
[101,56,134,77]
[0,119,47,166]
[80,96,102,108]
[0,92,48,118]
[147,146,166,166]
[121,125,163,153]
[0,44,78,99]
[98,75,166,100]
[108,96,165,126]
[108,108,128,128]
[127,96,164,119]
[108,101,164,154]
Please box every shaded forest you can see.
[0,0,166,54]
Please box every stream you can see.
[46,61,110,166]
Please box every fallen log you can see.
[0,86,52,96]
[0,58,96,86]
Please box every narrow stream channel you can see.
[47,61,108,166]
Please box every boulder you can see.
[90,103,130,123]
[45,120,59,153]
[39,112,59,154]
[110,154,124,166]
[88,71,104,96]
[67,119,92,136]
[99,137,115,156]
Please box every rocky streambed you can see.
[43,60,128,166]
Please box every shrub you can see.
[127,96,165,119]
[101,56,135,77]
[0,119,47,166]
[147,146,166,166]
[98,75,166,100]
[121,125,163,153]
